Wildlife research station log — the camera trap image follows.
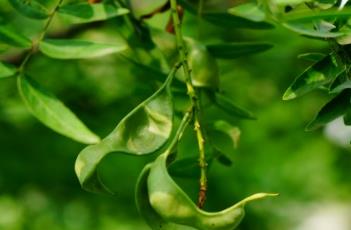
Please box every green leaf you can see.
[17,75,101,144]
[213,93,256,120]
[8,0,49,19]
[0,62,17,79]
[168,156,200,178]
[228,3,266,22]
[212,120,241,149]
[39,39,127,59]
[206,42,273,59]
[57,2,129,24]
[282,22,344,38]
[75,67,177,194]
[0,25,32,48]
[306,90,351,130]
[284,8,351,23]
[343,110,351,125]
[330,79,351,94]
[298,52,326,62]
[283,54,345,100]
[216,153,233,167]
[178,0,274,29]
[129,0,167,19]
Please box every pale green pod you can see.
[147,151,277,230]
[75,65,180,194]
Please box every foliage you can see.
[1,0,351,229]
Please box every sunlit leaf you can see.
[228,3,266,22]
[284,8,351,23]
[8,0,49,19]
[129,0,167,19]
[17,75,101,144]
[0,25,32,48]
[283,54,345,100]
[0,62,17,79]
[39,39,127,59]
[57,2,129,24]
[206,43,273,59]
[282,23,344,38]
[306,90,351,130]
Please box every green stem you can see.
[170,0,208,209]
[19,0,64,72]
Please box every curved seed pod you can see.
[75,65,179,194]
[187,42,220,89]
[148,151,277,230]
[135,164,196,230]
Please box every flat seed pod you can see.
[75,66,179,194]
[147,151,277,230]
[8,0,49,19]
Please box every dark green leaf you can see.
[228,3,266,22]
[343,110,351,125]
[217,153,233,167]
[0,61,17,79]
[306,90,351,130]
[39,39,127,59]
[212,120,241,149]
[206,43,273,59]
[283,54,345,100]
[214,93,256,120]
[75,69,176,193]
[168,156,200,178]
[298,53,326,62]
[330,79,351,94]
[57,2,129,24]
[0,25,32,48]
[17,75,101,144]
[8,0,49,19]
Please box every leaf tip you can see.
[282,89,296,100]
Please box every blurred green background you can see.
[1,1,351,230]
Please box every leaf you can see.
[168,156,200,178]
[228,3,266,22]
[178,0,274,29]
[8,0,49,19]
[284,8,351,23]
[330,79,351,94]
[212,120,241,149]
[75,67,177,194]
[282,22,344,38]
[283,54,345,100]
[0,62,17,79]
[217,153,233,167]
[129,0,168,19]
[298,52,326,62]
[57,2,129,24]
[17,75,101,144]
[306,90,351,130]
[39,39,127,59]
[0,25,32,48]
[206,42,273,59]
[343,110,351,125]
[213,92,256,120]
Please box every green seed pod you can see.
[188,43,220,89]
[147,151,277,230]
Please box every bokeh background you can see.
[1,0,351,230]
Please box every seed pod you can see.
[147,151,277,230]
[188,43,220,89]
